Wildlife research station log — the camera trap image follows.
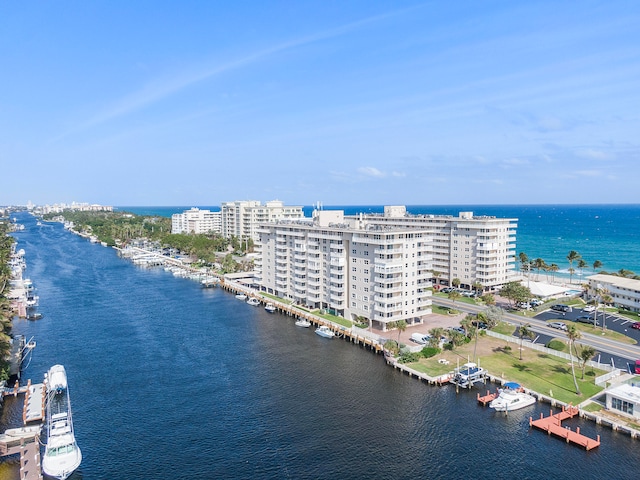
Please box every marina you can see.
[3,211,640,478]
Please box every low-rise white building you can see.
[586,274,640,313]
[605,383,640,420]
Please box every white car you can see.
[548,321,568,331]
[583,305,596,313]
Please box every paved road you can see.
[433,298,640,372]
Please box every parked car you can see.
[582,305,596,313]
[548,321,568,331]
[530,299,543,307]
[472,320,488,329]
[551,304,571,313]
[410,333,429,345]
[575,315,599,326]
[635,360,640,374]
[630,322,640,330]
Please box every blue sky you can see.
[1,1,639,206]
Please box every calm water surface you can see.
[5,212,640,479]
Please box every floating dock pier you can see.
[530,406,601,450]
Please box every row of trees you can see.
[44,210,254,270]
[0,222,17,381]
[519,250,637,284]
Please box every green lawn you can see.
[405,334,605,405]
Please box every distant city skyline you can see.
[2,1,639,206]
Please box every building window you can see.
[612,397,634,415]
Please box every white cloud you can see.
[576,149,614,160]
[358,167,386,178]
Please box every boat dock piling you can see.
[529,406,601,450]
[220,282,384,354]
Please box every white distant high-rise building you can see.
[171,207,221,234]
[220,200,304,241]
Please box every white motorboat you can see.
[264,303,276,313]
[489,383,536,412]
[315,325,335,338]
[235,293,247,300]
[295,319,311,328]
[246,297,260,306]
[449,362,486,388]
[43,365,82,480]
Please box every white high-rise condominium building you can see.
[171,207,221,234]
[352,206,517,292]
[221,200,304,241]
[256,209,434,331]
[256,206,517,330]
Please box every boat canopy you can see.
[504,382,521,390]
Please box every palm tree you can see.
[567,250,581,284]
[448,290,461,306]
[578,345,597,379]
[395,320,407,349]
[518,252,529,278]
[472,281,483,296]
[533,258,546,281]
[600,292,613,330]
[428,327,445,349]
[618,269,635,278]
[431,270,441,287]
[592,260,602,274]
[566,324,582,395]
[517,324,534,361]
[577,259,587,280]
[452,278,461,289]
[548,263,559,283]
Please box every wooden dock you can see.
[477,390,498,405]
[0,429,43,480]
[530,406,601,450]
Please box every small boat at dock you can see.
[264,303,276,313]
[315,325,335,338]
[449,362,486,388]
[246,297,260,306]
[489,383,536,412]
[295,319,311,328]
[235,293,247,300]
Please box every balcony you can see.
[374,263,404,275]
[374,247,403,255]
[374,303,403,315]
[330,257,345,267]
[374,284,403,294]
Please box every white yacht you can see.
[235,293,247,300]
[246,297,260,306]
[264,303,276,313]
[489,383,536,412]
[315,325,335,338]
[42,365,82,480]
[295,318,311,328]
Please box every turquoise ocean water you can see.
[118,204,640,279]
